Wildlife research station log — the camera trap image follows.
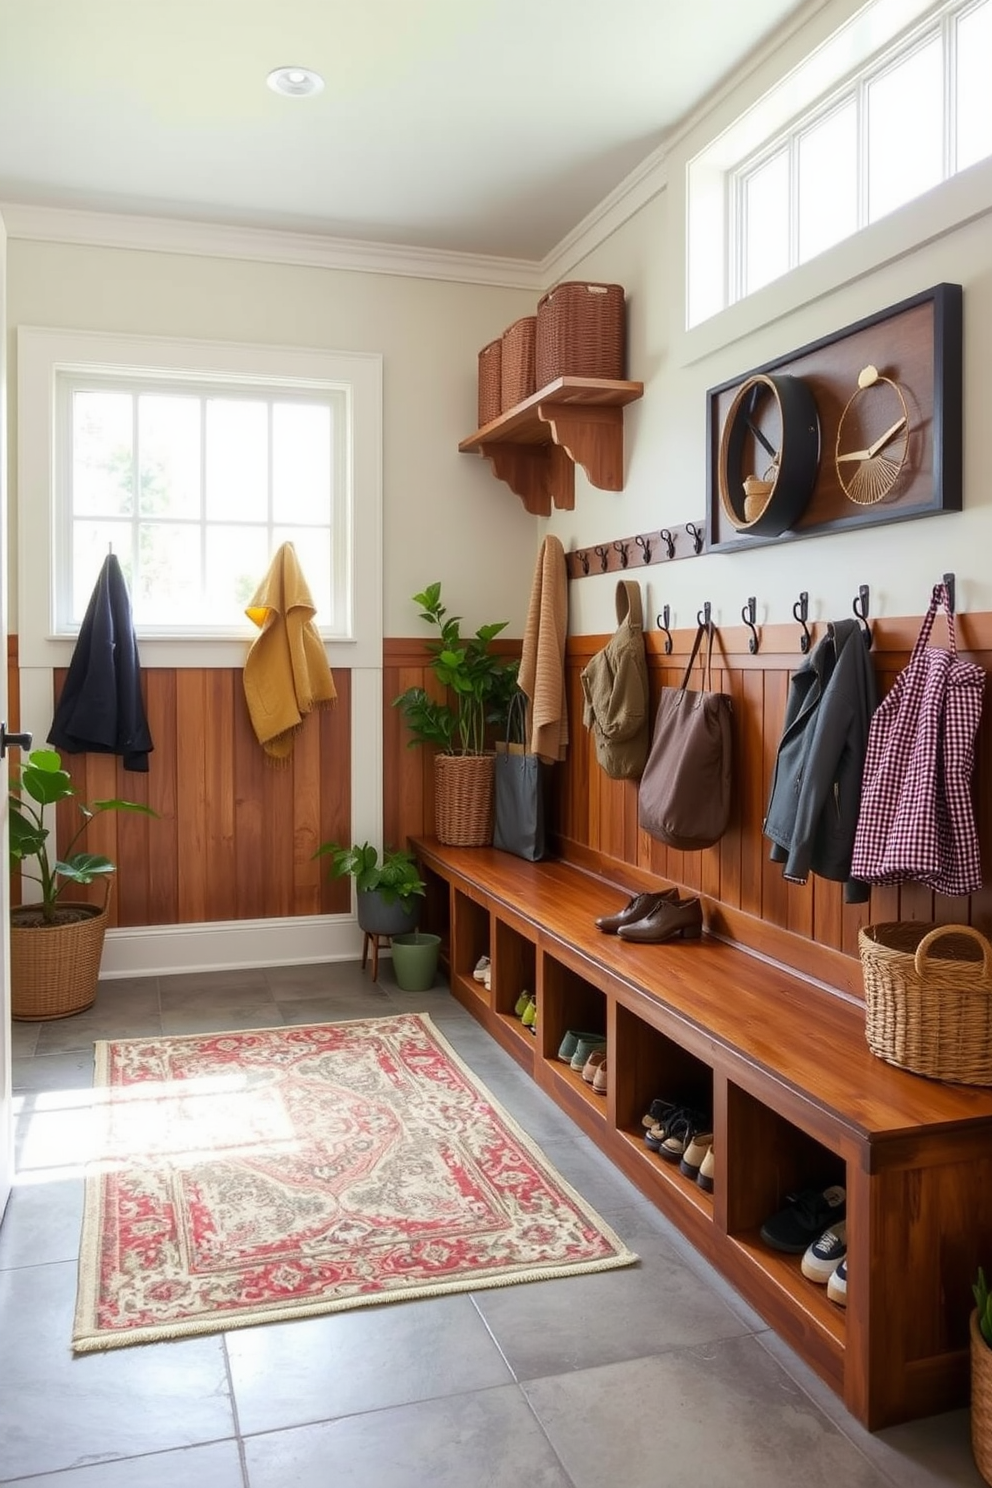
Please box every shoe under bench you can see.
[411,836,992,1431]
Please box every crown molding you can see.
[0,203,544,291]
[540,143,669,287]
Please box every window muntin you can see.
[58,374,347,636]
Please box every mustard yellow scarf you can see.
[243,543,337,761]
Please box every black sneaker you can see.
[760,1184,846,1254]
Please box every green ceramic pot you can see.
[389,932,441,992]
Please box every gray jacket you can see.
[763,618,877,903]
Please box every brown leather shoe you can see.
[616,896,703,943]
[595,889,678,934]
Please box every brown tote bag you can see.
[637,621,733,851]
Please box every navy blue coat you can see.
[48,554,153,772]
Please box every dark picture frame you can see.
[705,282,963,553]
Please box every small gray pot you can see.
[356,889,420,938]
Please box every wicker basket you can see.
[477,338,502,428]
[500,316,536,411]
[973,1311,992,1486]
[10,897,110,1020]
[535,281,626,388]
[859,922,992,1084]
[434,754,495,847]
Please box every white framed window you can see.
[688,0,992,328]
[17,328,382,671]
[57,373,347,636]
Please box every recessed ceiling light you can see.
[266,66,325,98]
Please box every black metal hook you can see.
[943,572,955,614]
[659,528,676,560]
[741,596,759,654]
[594,544,610,573]
[576,550,590,576]
[853,584,872,647]
[793,591,811,654]
[686,521,705,555]
[613,540,630,569]
[656,604,673,655]
[697,600,712,631]
[634,534,652,564]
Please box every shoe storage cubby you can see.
[492,919,537,1048]
[450,888,490,1010]
[613,1004,714,1213]
[414,837,992,1430]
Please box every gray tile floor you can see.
[0,960,984,1488]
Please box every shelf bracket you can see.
[538,402,624,492]
[477,441,575,514]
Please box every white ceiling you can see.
[0,0,809,262]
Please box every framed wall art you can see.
[705,282,962,553]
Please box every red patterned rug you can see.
[73,1012,636,1352]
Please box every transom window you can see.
[56,372,347,635]
[687,0,992,326]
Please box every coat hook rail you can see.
[656,604,673,654]
[793,591,811,654]
[567,520,707,580]
[741,596,759,654]
[853,583,872,647]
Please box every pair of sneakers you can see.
[801,1221,848,1306]
[473,955,491,990]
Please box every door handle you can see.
[0,722,33,757]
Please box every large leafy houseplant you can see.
[314,841,426,943]
[9,747,156,926]
[392,583,519,755]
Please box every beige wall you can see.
[5,240,536,639]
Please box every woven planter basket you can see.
[434,754,495,847]
[500,316,536,411]
[477,338,502,428]
[535,281,626,388]
[10,896,110,1021]
[859,922,992,1084]
[973,1311,992,1486]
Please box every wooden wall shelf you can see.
[459,376,644,516]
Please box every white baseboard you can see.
[100,914,366,979]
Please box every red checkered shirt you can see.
[850,584,985,895]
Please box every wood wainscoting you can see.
[45,665,352,928]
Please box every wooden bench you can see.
[412,836,992,1430]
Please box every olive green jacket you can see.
[580,580,650,780]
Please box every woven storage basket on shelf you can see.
[10,896,110,1021]
[858,922,992,1084]
[535,281,626,388]
[499,316,536,411]
[973,1311,992,1486]
[434,754,495,847]
[477,338,502,428]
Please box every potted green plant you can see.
[392,582,519,846]
[314,840,425,938]
[973,1269,992,1485]
[8,747,157,1020]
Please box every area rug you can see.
[73,1012,636,1352]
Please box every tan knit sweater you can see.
[518,535,569,763]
